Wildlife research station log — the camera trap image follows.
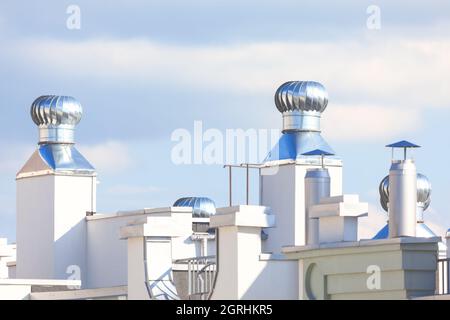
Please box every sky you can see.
[0,0,450,241]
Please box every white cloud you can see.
[5,36,447,142]
[78,141,133,174]
[0,143,35,175]
[0,141,132,176]
[12,37,450,110]
[322,104,421,142]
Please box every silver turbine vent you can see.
[31,95,83,144]
[173,197,216,218]
[379,173,431,221]
[265,80,335,162]
[275,81,328,132]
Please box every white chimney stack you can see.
[260,81,343,253]
[16,95,96,284]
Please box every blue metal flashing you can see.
[39,144,95,173]
[264,131,336,162]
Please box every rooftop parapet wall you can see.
[283,237,440,300]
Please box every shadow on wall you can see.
[54,219,87,287]
[241,259,298,300]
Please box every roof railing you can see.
[223,163,262,207]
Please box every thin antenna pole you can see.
[246,164,249,205]
[258,168,262,206]
[228,166,232,207]
[403,147,407,160]
[321,155,325,169]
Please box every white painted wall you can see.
[212,225,298,300]
[86,215,130,289]
[16,175,55,279]
[122,211,194,300]
[54,175,95,285]
[16,174,96,285]
[171,234,216,260]
[261,162,342,253]
[8,265,16,279]
[126,236,177,300]
[145,238,178,299]
[211,206,298,300]
[170,235,198,260]
[321,216,357,243]
[212,226,238,298]
[0,239,15,279]
[261,165,296,254]
[127,237,149,300]
[0,285,30,300]
[87,209,199,289]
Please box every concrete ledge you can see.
[283,236,441,256]
[88,207,193,221]
[415,294,450,300]
[262,158,343,168]
[120,216,191,239]
[216,205,272,216]
[30,286,127,300]
[259,253,297,261]
[0,279,81,287]
[211,205,275,228]
[310,195,368,218]
[319,195,360,204]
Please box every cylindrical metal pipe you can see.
[246,164,249,205]
[39,126,76,144]
[282,111,322,133]
[388,159,417,238]
[305,168,330,245]
[228,166,232,207]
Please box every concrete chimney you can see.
[260,82,343,253]
[16,96,96,285]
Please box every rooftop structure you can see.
[0,82,448,300]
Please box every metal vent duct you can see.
[173,197,216,218]
[265,81,336,162]
[31,95,83,144]
[275,81,328,133]
[17,95,95,178]
[379,173,431,220]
